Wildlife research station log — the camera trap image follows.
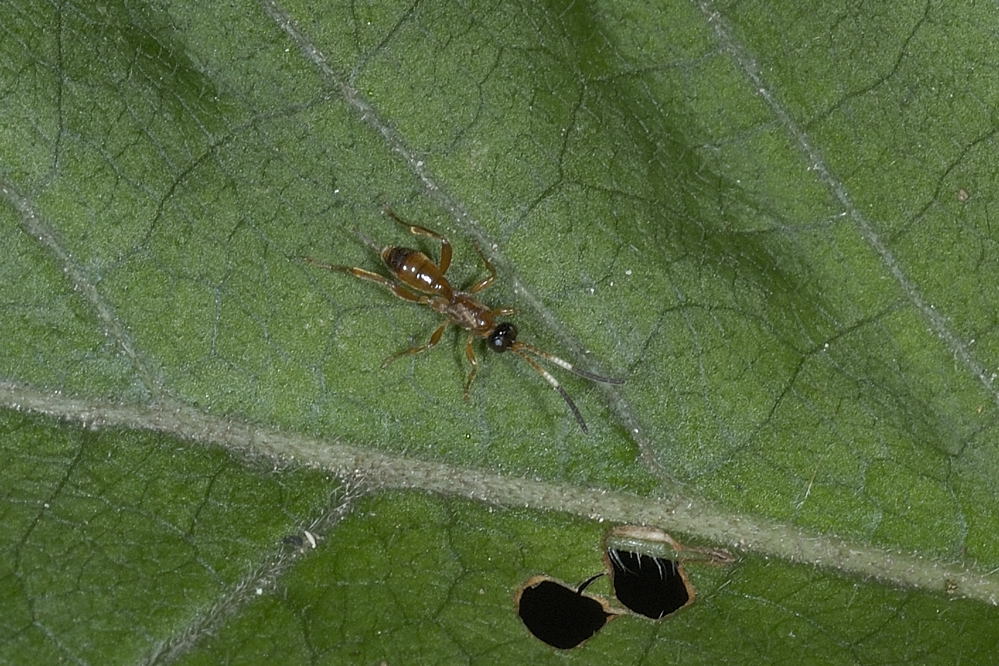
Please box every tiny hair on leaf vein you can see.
[303,208,624,433]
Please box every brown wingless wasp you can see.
[304,209,624,432]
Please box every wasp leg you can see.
[383,207,452,274]
[303,258,430,304]
[463,335,479,399]
[382,321,451,368]
[467,245,497,293]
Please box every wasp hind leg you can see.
[383,207,453,274]
[303,258,430,305]
[382,321,451,368]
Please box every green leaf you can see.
[2,0,998,663]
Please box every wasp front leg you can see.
[463,335,479,399]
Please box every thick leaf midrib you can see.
[2,380,996,608]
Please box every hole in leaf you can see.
[515,574,616,649]
[515,526,733,647]
[607,548,694,619]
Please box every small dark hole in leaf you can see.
[516,576,612,649]
[608,549,694,619]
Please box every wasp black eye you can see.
[487,322,518,353]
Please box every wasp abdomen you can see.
[382,247,451,297]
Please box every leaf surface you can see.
[2,0,997,662]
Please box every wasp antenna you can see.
[515,342,625,385]
[512,349,589,433]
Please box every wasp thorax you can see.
[487,322,518,353]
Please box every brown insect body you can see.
[383,247,497,333]
[383,248,452,298]
[305,209,623,432]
